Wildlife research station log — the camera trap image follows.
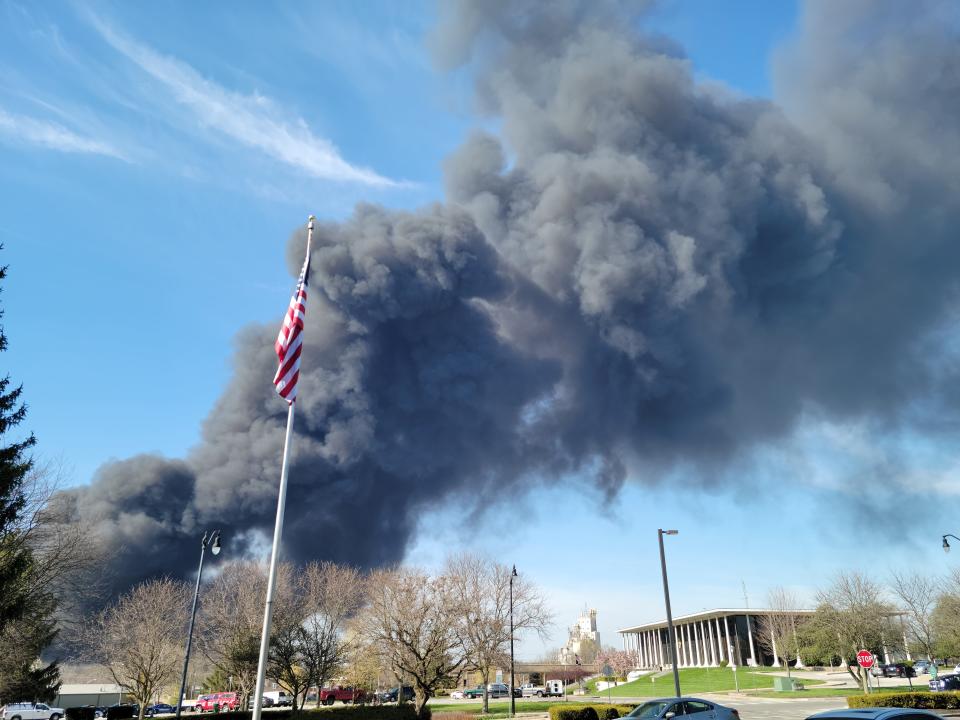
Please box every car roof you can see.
[806,710,943,719]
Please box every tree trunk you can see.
[414,689,429,719]
[481,670,490,714]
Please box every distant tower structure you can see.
[559,607,601,664]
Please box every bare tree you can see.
[811,572,893,692]
[360,567,467,719]
[445,554,551,714]
[269,561,366,709]
[90,578,190,720]
[890,571,938,661]
[300,562,366,708]
[756,587,804,677]
[197,561,296,708]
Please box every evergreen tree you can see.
[0,255,61,702]
[0,257,36,636]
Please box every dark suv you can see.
[881,663,916,678]
[378,687,414,703]
[930,673,960,691]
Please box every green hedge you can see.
[188,708,425,720]
[848,692,960,710]
[549,705,636,720]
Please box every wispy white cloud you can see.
[87,14,400,188]
[0,106,128,160]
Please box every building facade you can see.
[559,608,601,664]
[618,608,805,669]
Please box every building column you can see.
[644,631,651,668]
[684,625,693,666]
[746,615,758,666]
[771,629,781,667]
[723,616,736,667]
[698,622,708,666]
[642,632,649,667]
[903,629,912,661]
[635,633,642,667]
[883,642,891,666]
[707,620,720,667]
[794,626,806,669]
[674,626,683,667]
[715,618,725,663]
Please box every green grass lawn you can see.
[587,668,825,697]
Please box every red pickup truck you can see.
[319,687,367,705]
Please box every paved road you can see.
[704,695,848,720]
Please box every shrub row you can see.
[848,692,960,710]
[548,704,636,720]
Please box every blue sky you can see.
[7,0,952,657]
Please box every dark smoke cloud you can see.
[61,0,960,595]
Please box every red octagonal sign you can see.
[857,650,875,668]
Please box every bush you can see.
[847,692,960,710]
[181,708,424,720]
[549,707,600,720]
[549,706,636,720]
[66,708,95,720]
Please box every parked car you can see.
[262,692,290,707]
[195,693,240,713]
[448,691,465,700]
[806,710,944,720]
[930,673,960,691]
[914,660,932,674]
[624,697,739,719]
[0,703,66,720]
[245,697,275,710]
[319,687,367,705]
[145,705,176,717]
[377,687,413,703]
[488,683,510,698]
[881,663,915,678]
[520,683,545,698]
[511,686,522,699]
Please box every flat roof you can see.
[617,608,813,634]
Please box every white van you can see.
[544,680,564,697]
[262,692,291,707]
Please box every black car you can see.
[930,673,960,691]
[881,663,915,678]
[145,705,175,717]
[377,687,414,703]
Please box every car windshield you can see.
[627,701,670,718]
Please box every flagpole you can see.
[251,216,314,720]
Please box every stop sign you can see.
[857,650,875,668]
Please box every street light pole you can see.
[510,565,517,718]
[175,530,221,720]
[658,529,682,699]
[943,534,960,553]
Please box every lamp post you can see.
[658,529,682,699]
[510,565,517,718]
[175,530,222,720]
[943,534,960,553]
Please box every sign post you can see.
[857,650,875,695]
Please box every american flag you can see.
[273,245,311,403]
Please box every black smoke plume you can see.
[60,0,960,595]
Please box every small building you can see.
[54,684,131,708]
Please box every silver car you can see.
[624,697,739,720]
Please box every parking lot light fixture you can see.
[175,530,223,720]
[943,534,960,553]
[658,529,681,699]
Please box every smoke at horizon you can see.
[58,0,960,596]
